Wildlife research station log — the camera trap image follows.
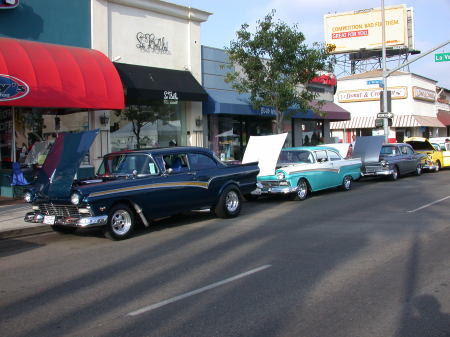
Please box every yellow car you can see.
[404,137,450,171]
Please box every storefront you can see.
[0,37,124,196]
[331,70,446,143]
[202,46,350,161]
[91,0,211,166]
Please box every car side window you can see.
[400,146,410,155]
[189,153,218,170]
[405,146,415,155]
[315,150,328,162]
[327,150,342,161]
[163,154,189,173]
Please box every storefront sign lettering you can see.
[412,86,435,102]
[136,32,169,54]
[163,91,178,104]
[260,106,276,116]
[0,74,29,101]
[337,86,407,103]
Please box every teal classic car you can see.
[250,145,362,200]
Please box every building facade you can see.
[0,0,211,197]
[201,46,350,162]
[331,70,447,143]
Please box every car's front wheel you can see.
[214,186,242,218]
[104,203,135,240]
[434,161,441,172]
[390,166,399,181]
[289,178,309,201]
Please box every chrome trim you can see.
[253,186,298,195]
[24,212,107,228]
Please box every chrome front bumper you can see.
[361,168,394,177]
[252,186,298,195]
[24,212,108,228]
[422,163,437,170]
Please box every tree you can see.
[123,102,165,149]
[225,10,334,134]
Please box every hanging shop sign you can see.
[136,32,169,54]
[0,74,29,101]
[0,0,19,9]
[412,86,435,102]
[337,86,407,103]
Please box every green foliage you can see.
[123,102,165,149]
[225,10,333,133]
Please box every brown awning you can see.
[310,101,350,121]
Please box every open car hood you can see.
[404,138,436,151]
[352,136,384,163]
[34,130,98,198]
[242,133,287,176]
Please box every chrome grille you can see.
[261,181,281,188]
[39,204,81,217]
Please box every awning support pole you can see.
[11,106,16,162]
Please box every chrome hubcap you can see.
[297,181,307,199]
[225,191,240,213]
[111,210,132,235]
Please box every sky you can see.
[172,0,450,88]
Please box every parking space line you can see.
[127,264,272,316]
[407,196,450,213]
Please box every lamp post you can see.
[381,0,389,143]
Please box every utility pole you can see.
[381,0,389,143]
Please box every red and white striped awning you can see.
[330,116,376,129]
[331,115,445,130]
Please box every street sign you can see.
[377,112,394,119]
[435,52,450,62]
[367,80,383,85]
[375,118,392,127]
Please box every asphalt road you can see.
[1,170,450,337]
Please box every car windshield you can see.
[277,150,314,164]
[97,154,159,176]
[380,146,397,156]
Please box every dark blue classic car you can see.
[24,130,259,240]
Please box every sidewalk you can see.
[0,198,51,239]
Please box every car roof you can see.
[105,146,213,157]
[283,146,337,151]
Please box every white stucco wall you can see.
[334,72,437,118]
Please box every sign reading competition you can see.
[324,5,411,54]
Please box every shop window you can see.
[110,103,185,152]
[301,120,324,145]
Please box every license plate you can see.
[43,215,55,225]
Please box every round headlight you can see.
[70,193,81,205]
[24,191,33,203]
[276,171,285,180]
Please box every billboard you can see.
[324,5,411,54]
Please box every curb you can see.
[0,225,52,240]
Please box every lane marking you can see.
[407,196,450,213]
[127,264,272,316]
